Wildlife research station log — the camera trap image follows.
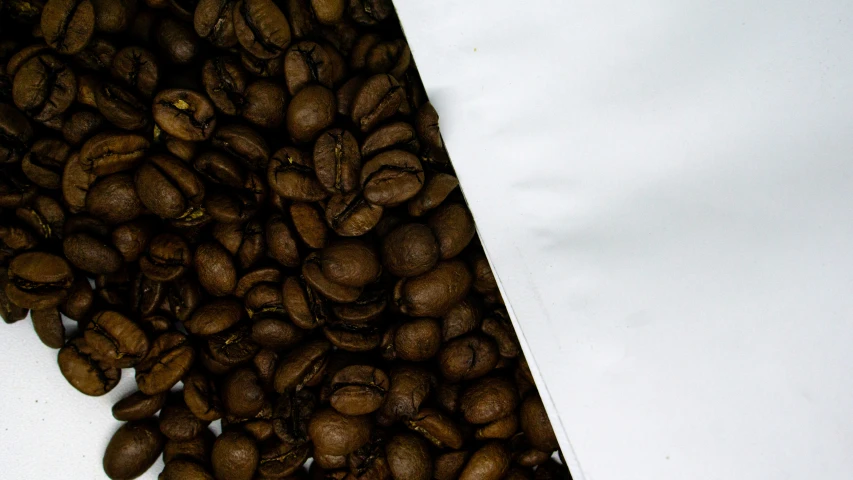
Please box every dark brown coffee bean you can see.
[289,201,327,249]
[405,407,463,450]
[15,194,65,241]
[360,150,424,206]
[233,0,291,59]
[361,122,419,158]
[393,317,441,362]
[273,338,330,393]
[284,41,335,95]
[85,172,143,224]
[318,239,380,288]
[136,154,205,220]
[31,307,65,348]
[366,39,410,78]
[386,433,432,480]
[212,123,270,171]
[95,82,150,130]
[251,314,304,350]
[351,74,403,133]
[41,0,95,54]
[22,138,70,189]
[222,367,266,418]
[378,364,431,424]
[281,275,327,330]
[241,79,287,128]
[72,37,117,73]
[257,439,310,478]
[267,146,327,201]
[111,46,159,97]
[438,334,499,382]
[6,251,73,309]
[111,218,154,263]
[459,376,519,425]
[62,110,106,145]
[0,168,38,209]
[325,192,383,237]
[212,220,265,270]
[348,0,392,25]
[266,213,301,268]
[520,394,559,452]
[481,309,521,358]
[194,0,238,48]
[349,33,381,71]
[13,54,77,124]
[312,128,360,194]
[381,223,439,278]
[239,49,285,78]
[156,17,200,64]
[193,150,243,187]
[183,370,224,422]
[90,0,135,33]
[330,285,386,324]
[309,407,371,456]
[427,203,475,260]
[211,430,259,480]
[160,459,214,480]
[408,172,459,217]
[59,276,93,320]
[475,413,518,440]
[163,428,215,464]
[140,233,192,281]
[286,85,336,143]
[201,56,247,115]
[336,75,365,117]
[84,310,149,367]
[328,365,388,416]
[205,321,259,368]
[135,331,195,394]
[458,442,510,480]
[194,242,236,296]
[302,252,362,303]
[58,336,121,396]
[154,89,217,141]
[0,103,34,164]
[434,451,469,480]
[160,402,207,441]
[415,102,442,149]
[185,298,244,336]
[269,388,313,446]
[75,74,100,109]
[103,419,165,480]
[113,390,168,421]
[80,132,149,175]
[442,296,482,341]
[393,260,471,317]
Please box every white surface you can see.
[394,1,853,479]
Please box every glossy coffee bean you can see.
[95,82,151,130]
[62,110,106,145]
[312,128,360,194]
[325,192,383,237]
[286,85,336,143]
[21,138,71,189]
[361,150,424,206]
[428,203,476,260]
[6,251,72,310]
[160,459,214,480]
[194,0,238,48]
[458,442,510,480]
[309,407,371,456]
[31,307,65,348]
[408,172,459,217]
[159,402,207,441]
[135,154,205,219]
[406,407,464,449]
[135,331,195,394]
[0,103,34,164]
[439,334,499,382]
[163,429,216,463]
[211,431,259,480]
[290,201,328,248]
[111,46,159,97]
[157,17,201,64]
[58,337,121,396]
[242,80,287,128]
[362,121,419,158]
[393,260,472,317]
[521,394,559,452]
[211,123,270,171]
[328,365,388,416]
[103,419,165,480]
[348,0,392,25]
[113,390,169,421]
[86,173,143,224]
[80,132,149,176]
[386,433,433,480]
[273,338,330,393]
[232,0,291,59]
[267,146,327,201]
[351,74,403,133]
[222,367,266,417]
[434,451,469,480]
[194,242,236,296]
[85,310,150,367]
[153,89,217,141]
[41,0,95,54]
[378,364,431,424]
[183,370,224,422]
[140,233,192,281]
[381,223,439,278]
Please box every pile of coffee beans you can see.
[0,0,571,478]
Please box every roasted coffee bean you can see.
[438,334,499,382]
[393,260,471,317]
[318,239,379,287]
[201,56,247,115]
[80,132,149,175]
[153,89,217,141]
[406,407,463,450]
[160,402,207,441]
[0,168,38,208]
[290,201,328,249]
[348,0,392,25]
[434,451,469,480]
[325,192,383,237]
[183,370,224,421]
[302,252,362,303]
[61,110,106,145]
[113,390,169,421]
[521,394,559,452]
[378,364,431,424]
[15,194,65,240]
[72,37,117,73]
[428,203,475,260]
[458,442,510,480]
[194,242,236,296]
[351,74,403,133]
[415,102,442,149]
[330,285,386,323]
[103,419,165,480]
[239,49,285,78]
[267,146,327,201]
[266,213,301,268]
[442,296,482,341]
[21,138,71,189]
[362,122,419,158]
[85,173,143,224]
[135,331,195,394]
[112,218,155,262]
[460,376,519,425]
[213,220,265,270]
[84,310,149,367]
[222,366,266,417]
[328,364,388,416]
[272,387,315,445]
[365,39,410,78]
[13,54,77,124]
[194,0,238,48]
[140,233,192,281]
[211,123,270,171]
[58,336,121,395]
[90,0,135,33]
[211,430,259,480]
[360,150,424,206]
[408,172,459,217]
[336,75,365,117]
[6,251,73,310]
[0,268,30,324]
[393,317,441,361]
[163,428,216,463]
[257,439,311,478]
[157,17,201,64]
[386,433,432,480]
[381,223,439,278]
[40,0,95,54]
[313,128,360,195]
[130,272,166,317]
[475,412,519,440]
[111,46,159,97]
[135,154,205,219]
[281,275,328,330]
[232,0,291,59]
[31,307,65,348]
[286,85,336,144]
[309,407,371,456]
[251,313,304,350]
[273,338,330,393]
[242,79,287,128]
[160,459,214,480]
[350,33,380,71]
[284,41,335,95]
[205,321,259,367]
[185,298,244,336]
[95,82,151,130]
[0,103,34,164]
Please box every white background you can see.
[3,1,853,479]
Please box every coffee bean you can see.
[135,331,195,394]
[309,407,371,456]
[31,307,65,348]
[286,85,336,143]
[381,223,439,278]
[439,333,499,382]
[318,239,380,288]
[521,394,559,452]
[360,149,424,206]
[428,203,475,260]
[135,154,206,220]
[183,370,224,422]
[378,364,431,424]
[194,0,238,48]
[408,172,459,217]
[21,138,70,189]
[393,260,472,317]
[362,121,419,158]
[284,41,336,95]
[475,412,519,440]
[211,123,270,171]
[325,192,383,237]
[163,428,215,463]
[62,110,106,145]
[159,402,207,441]
[406,407,464,449]
[194,242,236,296]
[242,79,287,128]
[434,450,469,480]
[0,168,38,208]
[140,233,192,281]
[328,364,388,416]
[0,268,30,324]
[112,218,155,262]
[267,146,327,201]
[85,173,143,224]
[103,419,165,480]
[201,56,247,115]
[211,431,259,480]
[281,275,328,330]
[41,0,95,54]
[95,82,151,130]
[366,39,410,78]
[154,89,217,141]
[111,46,159,97]
[72,37,117,73]
[336,74,365,117]
[6,251,72,309]
[393,317,441,361]
[351,74,403,133]
[84,310,149,367]
[185,298,244,336]
[273,338,330,393]
[348,0,392,25]
[302,252,362,303]
[80,132,149,176]
[58,336,121,396]
[90,0,135,33]
[442,296,482,341]
[290,201,328,249]
[112,390,169,421]
[222,367,266,417]
[312,128,360,195]
[459,442,511,480]
[257,439,310,478]
[205,321,259,368]
[160,459,214,480]
[13,54,77,124]
[232,0,291,59]
[460,376,519,425]
[157,17,201,65]
[15,194,65,241]
[0,104,34,164]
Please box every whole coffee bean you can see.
[13,54,77,124]
[325,192,383,237]
[95,82,151,130]
[212,220,265,270]
[309,407,371,456]
[157,17,200,64]
[185,298,244,336]
[0,268,29,324]
[153,89,217,141]
[85,173,143,224]
[232,0,291,59]
[257,439,311,478]
[349,33,380,71]
[193,150,243,187]
[415,102,442,149]
[273,338,330,393]
[267,146,327,201]
[520,394,559,452]
[323,315,382,352]
[84,310,149,367]
[281,275,327,330]
[0,103,33,164]
[361,122,419,158]
[302,252,362,303]
[135,331,195,394]
[205,322,260,368]
[211,123,270,171]
[381,223,439,278]
[290,202,328,249]
[348,0,392,25]
[201,57,247,115]
[393,260,471,317]
[366,39,410,78]
[251,314,304,350]
[111,46,159,97]
[163,428,216,463]
[90,0,135,33]
[58,336,121,396]
[160,402,207,441]
[438,334,499,382]
[194,242,236,296]
[0,168,38,208]
[194,0,238,48]
[336,75,365,117]
[312,451,346,470]
[135,154,206,219]
[458,442,510,480]
[266,213,300,268]
[385,433,432,480]
[408,172,459,217]
[379,364,431,424]
[427,203,475,260]
[112,218,155,262]
[313,128,360,194]
[242,79,287,128]
[271,387,314,445]
[442,296,482,341]
[481,309,521,358]
[113,390,169,421]
[284,41,336,95]
[40,0,95,54]
[6,251,72,309]
[475,412,519,440]
[62,110,106,145]
[211,430,259,480]
[15,194,65,240]
[140,233,192,281]
[460,376,519,425]
[328,365,388,416]
[80,132,149,176]
[222,367,266,417]
[308,0,343,24]
[286,85,336,143]
[239,49,284,78]
[405,407,463,449]
[434,451,469,480]
[318,239,379,288]
[77,74,102,109]
[351,74,403,133]
[31,307,65,348]
[360,150,424,206]
[160,459,214,480]
[183,370,224,421]
[330,285,386,324]
[393,317,441,362]
[21,138,70,189]
[72,37,117,73]
[103,419,165,480]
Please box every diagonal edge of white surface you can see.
[394,1,853,479]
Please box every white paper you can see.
[393,0,853,479]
